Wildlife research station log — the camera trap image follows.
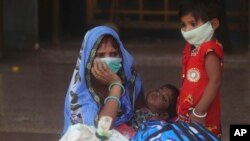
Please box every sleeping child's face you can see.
[146,86,174,114]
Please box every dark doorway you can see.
[38,0,86,42]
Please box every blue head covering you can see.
[63,26,143,134]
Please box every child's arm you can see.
[190,52,222,124]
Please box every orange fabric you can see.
[177,40,223,136]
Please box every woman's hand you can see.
[91,59,121,85]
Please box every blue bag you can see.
[131,120,219,141]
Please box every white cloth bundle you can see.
[60,123,128,141]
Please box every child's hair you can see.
[179,0,222,24]
[160,84,179,119]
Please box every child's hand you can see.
[91,59,121,85]
[189,113,206,125]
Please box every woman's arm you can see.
[92,59,123,127]
[189,52,222,124]
[98,85,122,123]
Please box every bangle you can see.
[192,108,207,118]
[108,82,125,95]
[104,96,121,107]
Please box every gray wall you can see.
[3,0,38,49]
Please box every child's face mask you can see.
[181,21,214,47]
[100,57,122,73]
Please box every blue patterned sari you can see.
[62,26,143,135]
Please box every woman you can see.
[62,26,144,135]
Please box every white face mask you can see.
[181,21,214,47]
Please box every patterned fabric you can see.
[131,121,219,141]
[62,26,143,135]
[131,107,168,130]
[115,123,136,139]
[177,40,223,136]
[131,120,167,141]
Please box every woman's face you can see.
[95,37,120,59]
[146,87,173,113]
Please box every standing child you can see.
[177,0,223,136]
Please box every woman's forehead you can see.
[97,36,119,51]
[97,43,118,52]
